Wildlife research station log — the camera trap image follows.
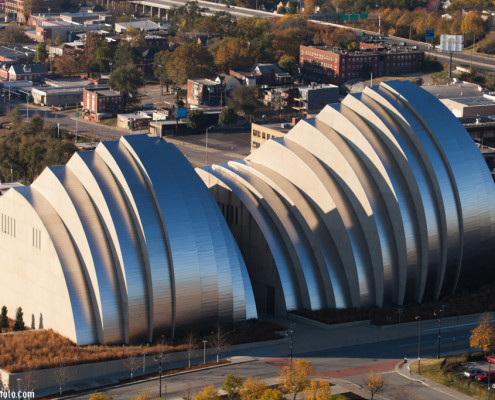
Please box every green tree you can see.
[223,374,243,400]
[54,35,64,46]
[13,307,25,331]
[0,306,8,329]
[186,110,207,129]
[166,43,214,85]
[0,25,29,45]
[228,86,260,122]
[108,64,145,111]
[278,55,298,75]
[154,50,172,93]
[218,107,238,126]
[114,41,141,68]
[34,42,48,64]
[9,108,22,129]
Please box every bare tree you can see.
[23,368,37,393]
[124,352,140,380]
[210,323,229,364]
[53,363,71,396]
[185,331,198,368]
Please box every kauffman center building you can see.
[1,81,495,345]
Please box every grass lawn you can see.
[99,117,117,127]
[410,355,491,400]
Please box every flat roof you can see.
[422,82,483,99]
[85,88,120,96]
[302,44,423,56]
[450,96,495,106]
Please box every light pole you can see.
[286,323,295,366]
[205,125,214,166]
[154,353,164,399]
[202,340,208,364]
[416,316,421,374]
[435,305,445,359]
[142,351,146,374]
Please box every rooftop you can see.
[303,44,424,56]
[422,82,484,99]
[449,96,495,106]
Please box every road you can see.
[64,317,484,400]
[128,0,277,19]
[2,97,252,167]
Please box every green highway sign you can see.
[75,111,79,117]
[350,13,359,20]
[360,13,368,19]
[340,13,349,20]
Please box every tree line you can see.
[0,109,77,184]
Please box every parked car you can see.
[475,370,495,382]
[487,356,495,364]
[464,368,484,378]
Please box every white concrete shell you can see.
[199,81,495,314]
[0,135,256,345]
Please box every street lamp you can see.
[416,315,421,374]
[202,340,208,364]
[154,353,164,399]
[434,305,445,359]
[205,125,215,166]
[286,323,296,365]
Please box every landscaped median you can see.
[409,353,493,400]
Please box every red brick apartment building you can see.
[299,44,424,84]
[82,88,123,122]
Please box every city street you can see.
[62,315,487,400]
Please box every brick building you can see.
[8,63,48,81]
[82,88,123,121]
[299,44,424,84]
[5,0,25,23]
[187,78,224,106]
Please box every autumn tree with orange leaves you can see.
[470,315,495,357]
[363,370,384,400]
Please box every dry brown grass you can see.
[0,330,181,373]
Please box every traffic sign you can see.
[360,13,368,19]
[177,107,187,118]
[425,29,434,39]
[26,94,30,101]
[340,13,349,20]
[75,111,79,117]
[350,13,359,20]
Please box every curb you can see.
[395,359,475,400]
